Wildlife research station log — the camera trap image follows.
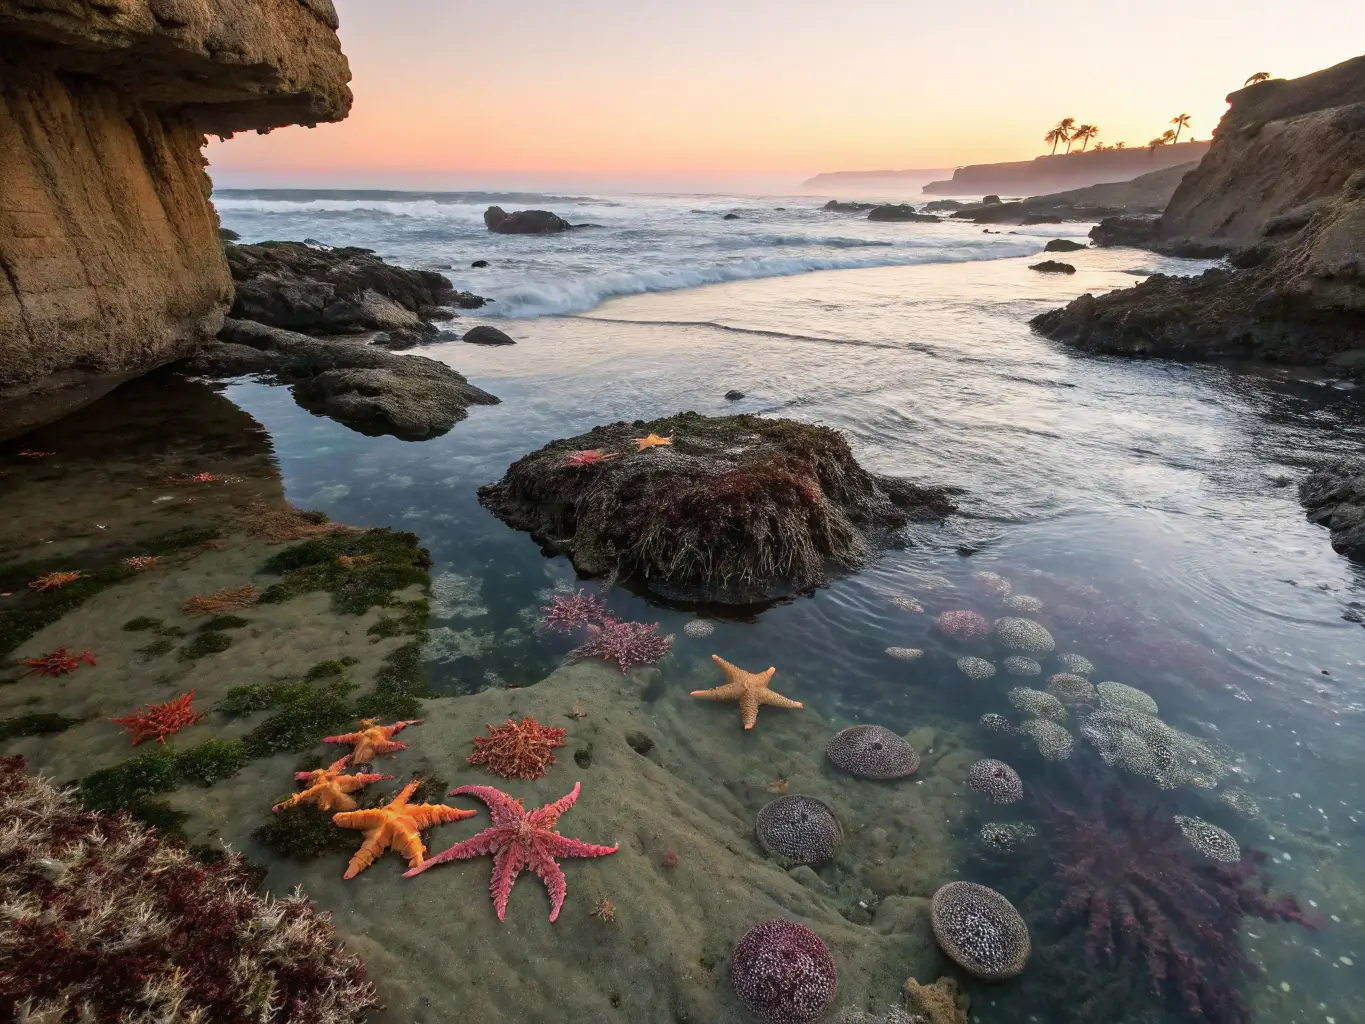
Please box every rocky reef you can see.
[949,163,1193,226]
[182,318,498,440]
[1032,55,1365,372]
[477,412,956,604]
[0,0,352,440]
[1299,461,1365,561]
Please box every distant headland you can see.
[801,167,953,195]
[921,141,1211,196]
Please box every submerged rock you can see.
[477,412,956,604]
[1028,260,1076,274]
[867,205,941,223]
[822,200,878,212]
[484,206,571,234]
[1043,239,1086,252]
[182,319,499,440]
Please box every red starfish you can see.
[562,449,620,468]
[404,782,617,922]
[109,690,205,745]
[21,649,96,677]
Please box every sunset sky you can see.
[207,0,1365,192]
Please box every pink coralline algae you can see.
[731,919,837,1023]
[934,609,991,643]
[540,589,607,634]
[570,618,673,673]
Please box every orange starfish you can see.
[634,433,673,451]
[272,755,393,813]
[333,780,476,878]
[690,654,803,730]
[323,718,423,764]
[29,571,81,592]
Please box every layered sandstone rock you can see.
[0,0,352,439]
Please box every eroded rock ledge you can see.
[0,0,352,440]
[477,412,956,604]
[1300,462,1365,562]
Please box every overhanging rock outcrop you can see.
[0,0,352,440]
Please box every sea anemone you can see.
[1046,673,1097,705]
[684,619,716,638]
[1002,656,1041,676]
[1174,815,1241,864]
[972,571,1012,597]
[884,646,923,661]
[1007,687,1068,723]
[825,725,920,779]
[1055,652,1094,676]
[935,610,991,643]
[968,759,1023,805]
[956,656,996,680]
[930,881,1030,981]
[1005,594,1043,614]
[755,795,843,865]
[993,617,1055,654]
[731,919,838,1023]
[1016,718,1075,761]
[1096,681,1158,715]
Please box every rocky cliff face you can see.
[1032,55,1365,372]
[1158,56,1365,251]
[0,0,351,439]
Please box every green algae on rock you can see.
[257,527,431,614]
[477,411,957,603]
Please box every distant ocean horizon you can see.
[213,187,1069,319]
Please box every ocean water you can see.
[4,190,1363,1022]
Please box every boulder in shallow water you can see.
[1301,461,1365,561]
[1028,260,1076,274]
[867,204,941,223]
[477,411,957,604]
[484,206,571,234]
[724,389,746,400]
[1044,239,1086,252]
[463,326,516,346]
[182,319,498,440]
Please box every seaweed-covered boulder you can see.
[477,412,956,603]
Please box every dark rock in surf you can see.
[1044,239,1086,252]
[218,227,240,241]
[225,241,478,334]
[823,200,877,213]
[471,259,489,268]
[867,204,941,223]
[181,318,498,441]
[723,213,740,220]
[1090,215,1159,248]
[923,199,968,212]
[1300,461,1365,562]
[484,206,571,234]
[982,195,1002,205]
[477,411,957,604]
[724,390,745,400]
[463,325,516,346]
[1029,260,1076,274]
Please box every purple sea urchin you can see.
[825,725,920,779]
[731,919,838,1023]
[756,795,843,865]
[930,881,1030,981]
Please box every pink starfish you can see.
[404,782,617,922]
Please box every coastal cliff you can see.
[1032,54,1365,372]
[0,0,352,439]
[921,142,1209,197]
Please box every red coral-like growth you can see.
[109,690,206,746]
[1041,787,1314,1024]
[0,754,378,1023]
[540,588,608,634]
[20,648,95,677]
[570,617,673,673]
[468,716,567,780]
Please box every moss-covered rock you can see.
[477,412,957,603]
[256,527,430,615]
[253,802,355,861]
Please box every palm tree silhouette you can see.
[1072,124,1099,151]
[1148,129,1177,151]
[1114,141,1127,150]
[1045,118,1076,155]
[1245,71,1271,86]
[1170,113,1191,143]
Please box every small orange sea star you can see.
[333,780,476,879]
[633,433,673,451]
[324,718,423,764]
[29,571,81,592]
[272,755,393,813]
[690,654,803,730]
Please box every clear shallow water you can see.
[207,200,1365,1020]
[13,191,1365,1021]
